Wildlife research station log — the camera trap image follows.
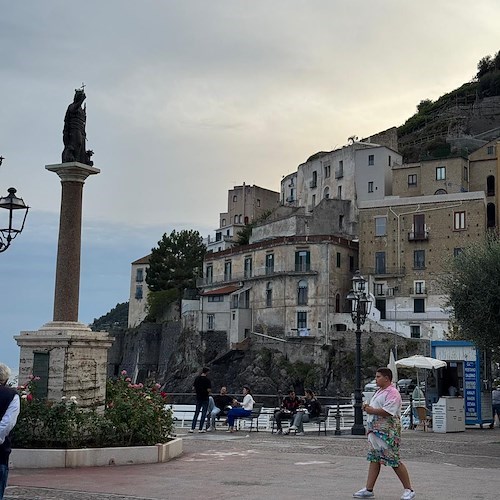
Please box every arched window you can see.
[323,187,330,199]
[234,215,238,224]
[487,202,496,228]
[434,189,447,195]
[297,279,308,305]
[238,215,242,223]
[266,282,272,307]
[487,175,495,196]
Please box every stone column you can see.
[46,162,100,322]
[15,162,113,408]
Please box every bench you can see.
[236,403,263,432]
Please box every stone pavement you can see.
[5,427,500,500]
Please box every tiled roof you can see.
[201,285,240,295]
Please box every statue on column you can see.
[62,87,94,165]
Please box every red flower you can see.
[160,392,167,399]
[27,394,33,402]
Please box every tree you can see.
[146,229,206,299]
[441,234,500,352]
[477,55,494,79]
[234,210,273,246]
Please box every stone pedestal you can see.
[15,322,113,407]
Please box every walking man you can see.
[189,367,211,433]
[0,363,20,500]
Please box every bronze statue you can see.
[62,88,93,165]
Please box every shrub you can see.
[11,372,173,449]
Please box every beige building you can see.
[127,255,150,328]
[358,191,486,341]
[198,234,358,349]
[206,184,280,253]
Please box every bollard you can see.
[409,394,414,429]
[334,398,342,436]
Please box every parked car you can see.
[364,379,377,392]
[397,378,416,394]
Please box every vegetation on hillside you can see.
[234,209,274,246]
[398,49,500,139]
[90,302,129,331]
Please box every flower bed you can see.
[12,371,174,449]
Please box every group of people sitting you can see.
[274,389,322,435]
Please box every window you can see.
[375,283,384,296]
[463,166,468,182]
[414,281,425,294]
[339,214,344,229]
[295,250,310,272]
[221,218,226,226]
[337,186,342,199]
[413,299,425,313]
[266,282,272,307]
[265,253,274,274]
[257,199,261,207]
[208,295,224,302]
[388,155,392,166]
[454,211,466,230]
[238,215,242,223]
[206,265,213,284]
[233,195,237,202]
[297,280,308,305]
[453,248,463,257]
[244,257,252,278]
[368,154,374,165]
[412,214,426,239]
[487,175,495,196]
[336,252,341,268]
[375,252,386,274]
[414,250,425,269]
[135,285,143,300]
[215,232,222,242]
[312,194,316,206]
[207,314,214,331]
[368,181,374,193]
[323,187,330,199]
[349,255,355,272]
[375,216,387,236]
[335,293,340,312]
[410,325,421,338]
[310,171,317,188]
[487,145,495,155]
[408,174,417,186]
[224,261,232,281]
[297,311,307,329]
[436,166,446,180]
[336,160,344,178]
[136,268,144,282]
[324,164,331,178]
[234,215,238,224]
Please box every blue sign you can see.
[464,361,478,419]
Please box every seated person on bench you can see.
[274,389,302,434]
[208,386,233,431]
[226,386,255,433]
[286,389,321,435]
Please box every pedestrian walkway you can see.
[6,427,500,499]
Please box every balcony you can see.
[408,231,429,241]
[309,180,317,188]
[373,287,395,297]
[362,267,406,278]
[285,196,295,203]
[410,286,428,296]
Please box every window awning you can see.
[201,285,240,296]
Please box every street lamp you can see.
[347,270,372,435]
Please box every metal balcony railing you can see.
[408,231,429,241]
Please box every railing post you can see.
[334,395,342,436]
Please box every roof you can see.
[131,254,151,265]
[200,285,241,296]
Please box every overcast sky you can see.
[1,0,499,372]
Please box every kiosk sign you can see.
[464,361,478,418]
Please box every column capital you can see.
[46,162,100,183]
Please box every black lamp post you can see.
[347,270,372,435]
[0,163,29,253]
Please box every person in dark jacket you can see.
[274,389,302,434]
[285,389,321,435]
[0,363,20,500]
[189,367,212,433]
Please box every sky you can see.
[1,0,499,372]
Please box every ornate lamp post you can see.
[347,270,372,435]
[0,159,29,253]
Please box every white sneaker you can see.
[401,490,415,500]
[198,429,206,433]
[296,431,305,436]
[353,488,374,498]
[289,426,297,430]
[188,429,194,433]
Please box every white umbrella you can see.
[395,355,447,370]
[387,349,398,385]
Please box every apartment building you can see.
[198,234,358,349]
[128,254,150,327]
[206,184,280,253]
[358,191,486,341]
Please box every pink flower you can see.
[155,383,161,389]
[137,383,144,389]
[121,370,127,376]
[128,383,133,388]
[29,374,34,380]
[34,376,41,381]
[125,377,131,382]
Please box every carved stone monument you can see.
[15,89,113,407]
